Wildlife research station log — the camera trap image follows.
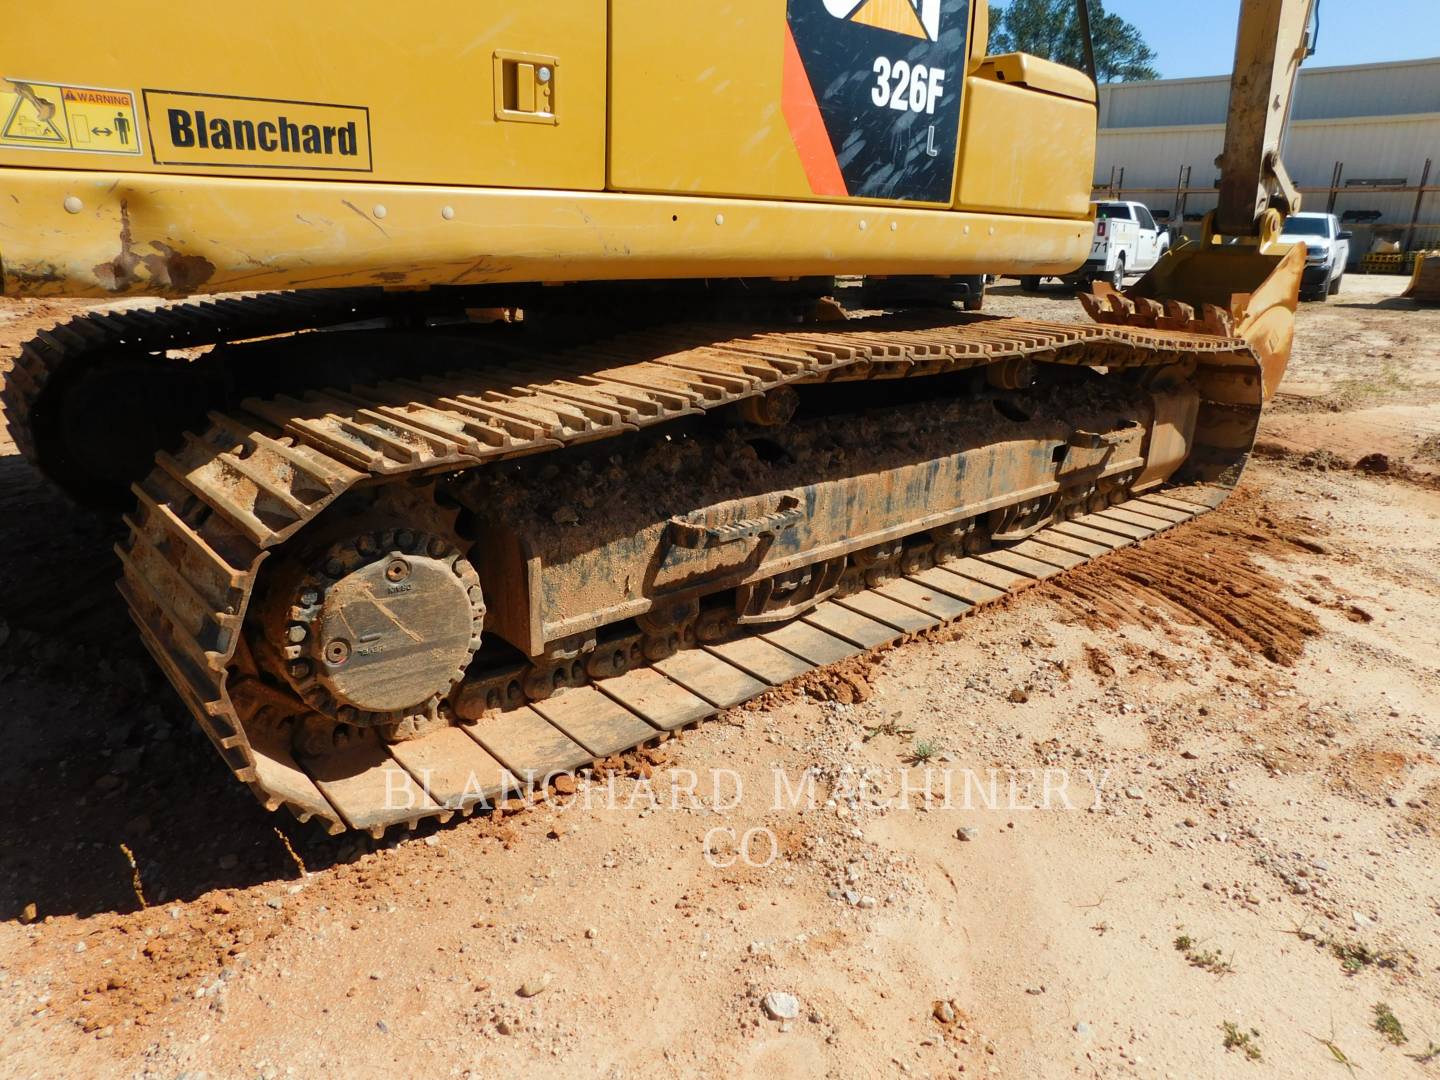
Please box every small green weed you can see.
[1222,1021,1263,1062]
[1174,931,1234,975]
[1374,1002,1407,1046]
[907,739,940,764]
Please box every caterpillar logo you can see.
[822,0,943,40]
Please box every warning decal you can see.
[0,78,142,155]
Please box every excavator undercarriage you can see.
[1,0,1315,833]
[2,274,1293,834]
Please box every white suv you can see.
[1281,212,1351,300]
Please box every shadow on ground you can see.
[985,282,1083,298]
[1331,297,1425,311]
[0,455,359,919]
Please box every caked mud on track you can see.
[3,293,1271,835]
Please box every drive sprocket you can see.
[261,528,484,730]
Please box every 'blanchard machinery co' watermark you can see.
[384,765,1115,866]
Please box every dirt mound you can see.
[792,651,885,704]
[1083,644,1116,678]
[1294,447,1350,472]
[61,897,286,1037]
[1327,745,1413,800]
[1406,778,1440,832]
[1050,491,1323,665]
[1284,444,1440,489]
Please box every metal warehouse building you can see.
[1094,57,1440,262]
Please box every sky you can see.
[1002,0,1440,80]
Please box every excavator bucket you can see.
[1080,218,1306,403]
[1402,252,1440,306]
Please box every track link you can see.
[7,298,1267,834]
[0,289,398,470]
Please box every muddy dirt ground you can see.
[0,277,1437,1079]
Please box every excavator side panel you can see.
[0,1,1097,298]
[0,169,1096,297]
[0,1,609,190]
[955,56,1096,219]
[610,0,972,205]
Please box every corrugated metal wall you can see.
[1286,117,1439,187]
[1093,58,1440,259]
[1097,57,1440,128]
[1098,77,1230,129]
[1098,117,1439,191]
[1292,59,1440,120]
[1095,125,1224,189]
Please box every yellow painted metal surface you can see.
[955,74,1095,219]
[0,1,1102,298]
[609,0,815,201]
[970,53,1097,102]
[610,1,992,208]
[0,1,608,189]
[1402,252,1440,305]
[1129,210,1304,401]
[0,170,1092,297]
[1215,0,1317,234]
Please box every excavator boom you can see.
[1215,0,1317,235]
[1098,0,1316,402]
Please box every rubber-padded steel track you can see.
[6,297,1266,834]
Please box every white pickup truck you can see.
[1280,212,1352,300]
[1020,200,1170,292]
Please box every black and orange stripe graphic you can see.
[782,0,969,203]
[782,25,849,197]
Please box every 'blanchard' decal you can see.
[784,0,969,202]
[142,89,372,172]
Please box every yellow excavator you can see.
[0,1,1311,834]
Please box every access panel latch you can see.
[494,51,557,125]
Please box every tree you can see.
[988,1,1160,83]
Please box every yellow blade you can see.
[1402,252,1440,305]
[1128,238,1305,402]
